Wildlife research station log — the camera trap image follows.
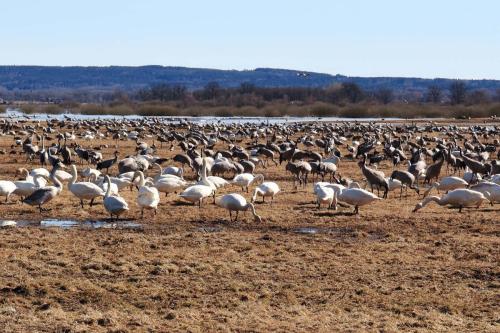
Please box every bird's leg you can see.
[90,198,94,207]
[235,211,239,222]
[141,209,144,219]
[459,206,463,213]
[229,210,232,221]
[80,199,84,208]
[262,196,265,203]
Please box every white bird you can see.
[179,158,214,207]
[470,181,500,204]
[333,188,382,214]
[103,175,129,219]
[133,171,160,217]
[0,180,17,203]
[80,167,101,181]
[251,182,280,203]
[215,193,262,222]
[423,176,468,198]
[315,185,335,209]
[413,189,489,213]
[68,164,105,208]
[96,176,131,192]
[54,169,73,184]
[14,174,45,199]
[232,173,264,192]
[154,176,191,198]
[488,174,500,185]
[162,166,184,179]
[23,166,64,213]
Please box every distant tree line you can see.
[134,80,499,106]
[1,80,499,107]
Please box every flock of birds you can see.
[0,116,498,223]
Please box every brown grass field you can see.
[0,119,498,332]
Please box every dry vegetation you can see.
[0,119,498,332]
[10,101,500,119]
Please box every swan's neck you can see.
[51,173,63,192]
[421,196,442,208]
[105,177,112,197]
[247,203,261,220]
[70,166,77,186]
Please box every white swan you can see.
[134,171,160,217]
[68,165,105,207]
[162,166,184,179]
[333,188,382,214]
[154,176,191,198]
[413,189,489,213]
[14,174,45,199]
[215,193,262,222]
[54,169,73,184]
[423,176,468,198]
[23,166,64,213]
[103,175,129,219]
[470,181,500,204]
[315,185,335,209]
[81,167,101,181]
[232,173,264,192]
[179,159,214,206]
[489,174,500,185]
[96,176,131,192]
[251,182,280,203]
[0,180,17,203]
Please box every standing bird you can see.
[103,175,129,220]
[68,164,105,208]
[97,151,119,174]
[133,171,160,217]
[0,180,17,203]
[333,188,382,214]
[215,193,262,222]
[23,164,64,213]
[251,182,280,204]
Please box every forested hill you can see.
[0,65,499,94]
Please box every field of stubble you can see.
[0,121,498,332]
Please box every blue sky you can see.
[2,0,499,79]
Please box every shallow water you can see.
[3,108,403,124]
[293,227,319,234]
[0,219,142,229]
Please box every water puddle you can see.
[293,226,357,237]
[294,227,319,234]
[0,219,142,230]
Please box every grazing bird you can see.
[358,155,388,198]
[333,188,382,214]
[179,159,214,206]
[315,185,335,209]
[423,176,469,198]
[215,193,262,222]
[390,170,420,199]
[413,189,489,213]
[68,164,105,208]
[470,181,500,204]
[232,173,264,192]
[251,182,280,204]
[103,175,129,219]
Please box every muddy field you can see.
[0,120,498,332]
